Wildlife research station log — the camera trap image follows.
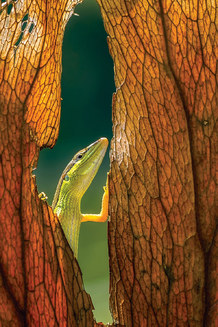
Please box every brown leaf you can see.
[97,0,217,326]
[0,1,97,325]
[1,0,217,326]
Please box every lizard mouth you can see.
[87,137,108,155]
[80,138,108,175]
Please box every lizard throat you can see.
[56,196,81,258]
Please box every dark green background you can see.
[36,0,114,323]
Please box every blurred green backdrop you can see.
[36,0,114,323]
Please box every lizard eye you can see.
[77,154,82,159]
[64,174,70,181]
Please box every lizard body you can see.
[52,138,109,257]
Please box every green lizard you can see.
[51,138,109,258]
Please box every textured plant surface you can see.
[98,0,217,326]
[0,1,98,326]
[0,0,217,326]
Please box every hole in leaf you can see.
[7,3,13,15]
[22,13,29,22]
[22,21,27,31]
[14,32,24,47]
[29,22,35,34]
[36,1,114,323]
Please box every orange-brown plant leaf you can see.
[97,0,217,326]
[0,1,105,326]
[1,0,217,326]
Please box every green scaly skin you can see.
[52,138,108,258]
